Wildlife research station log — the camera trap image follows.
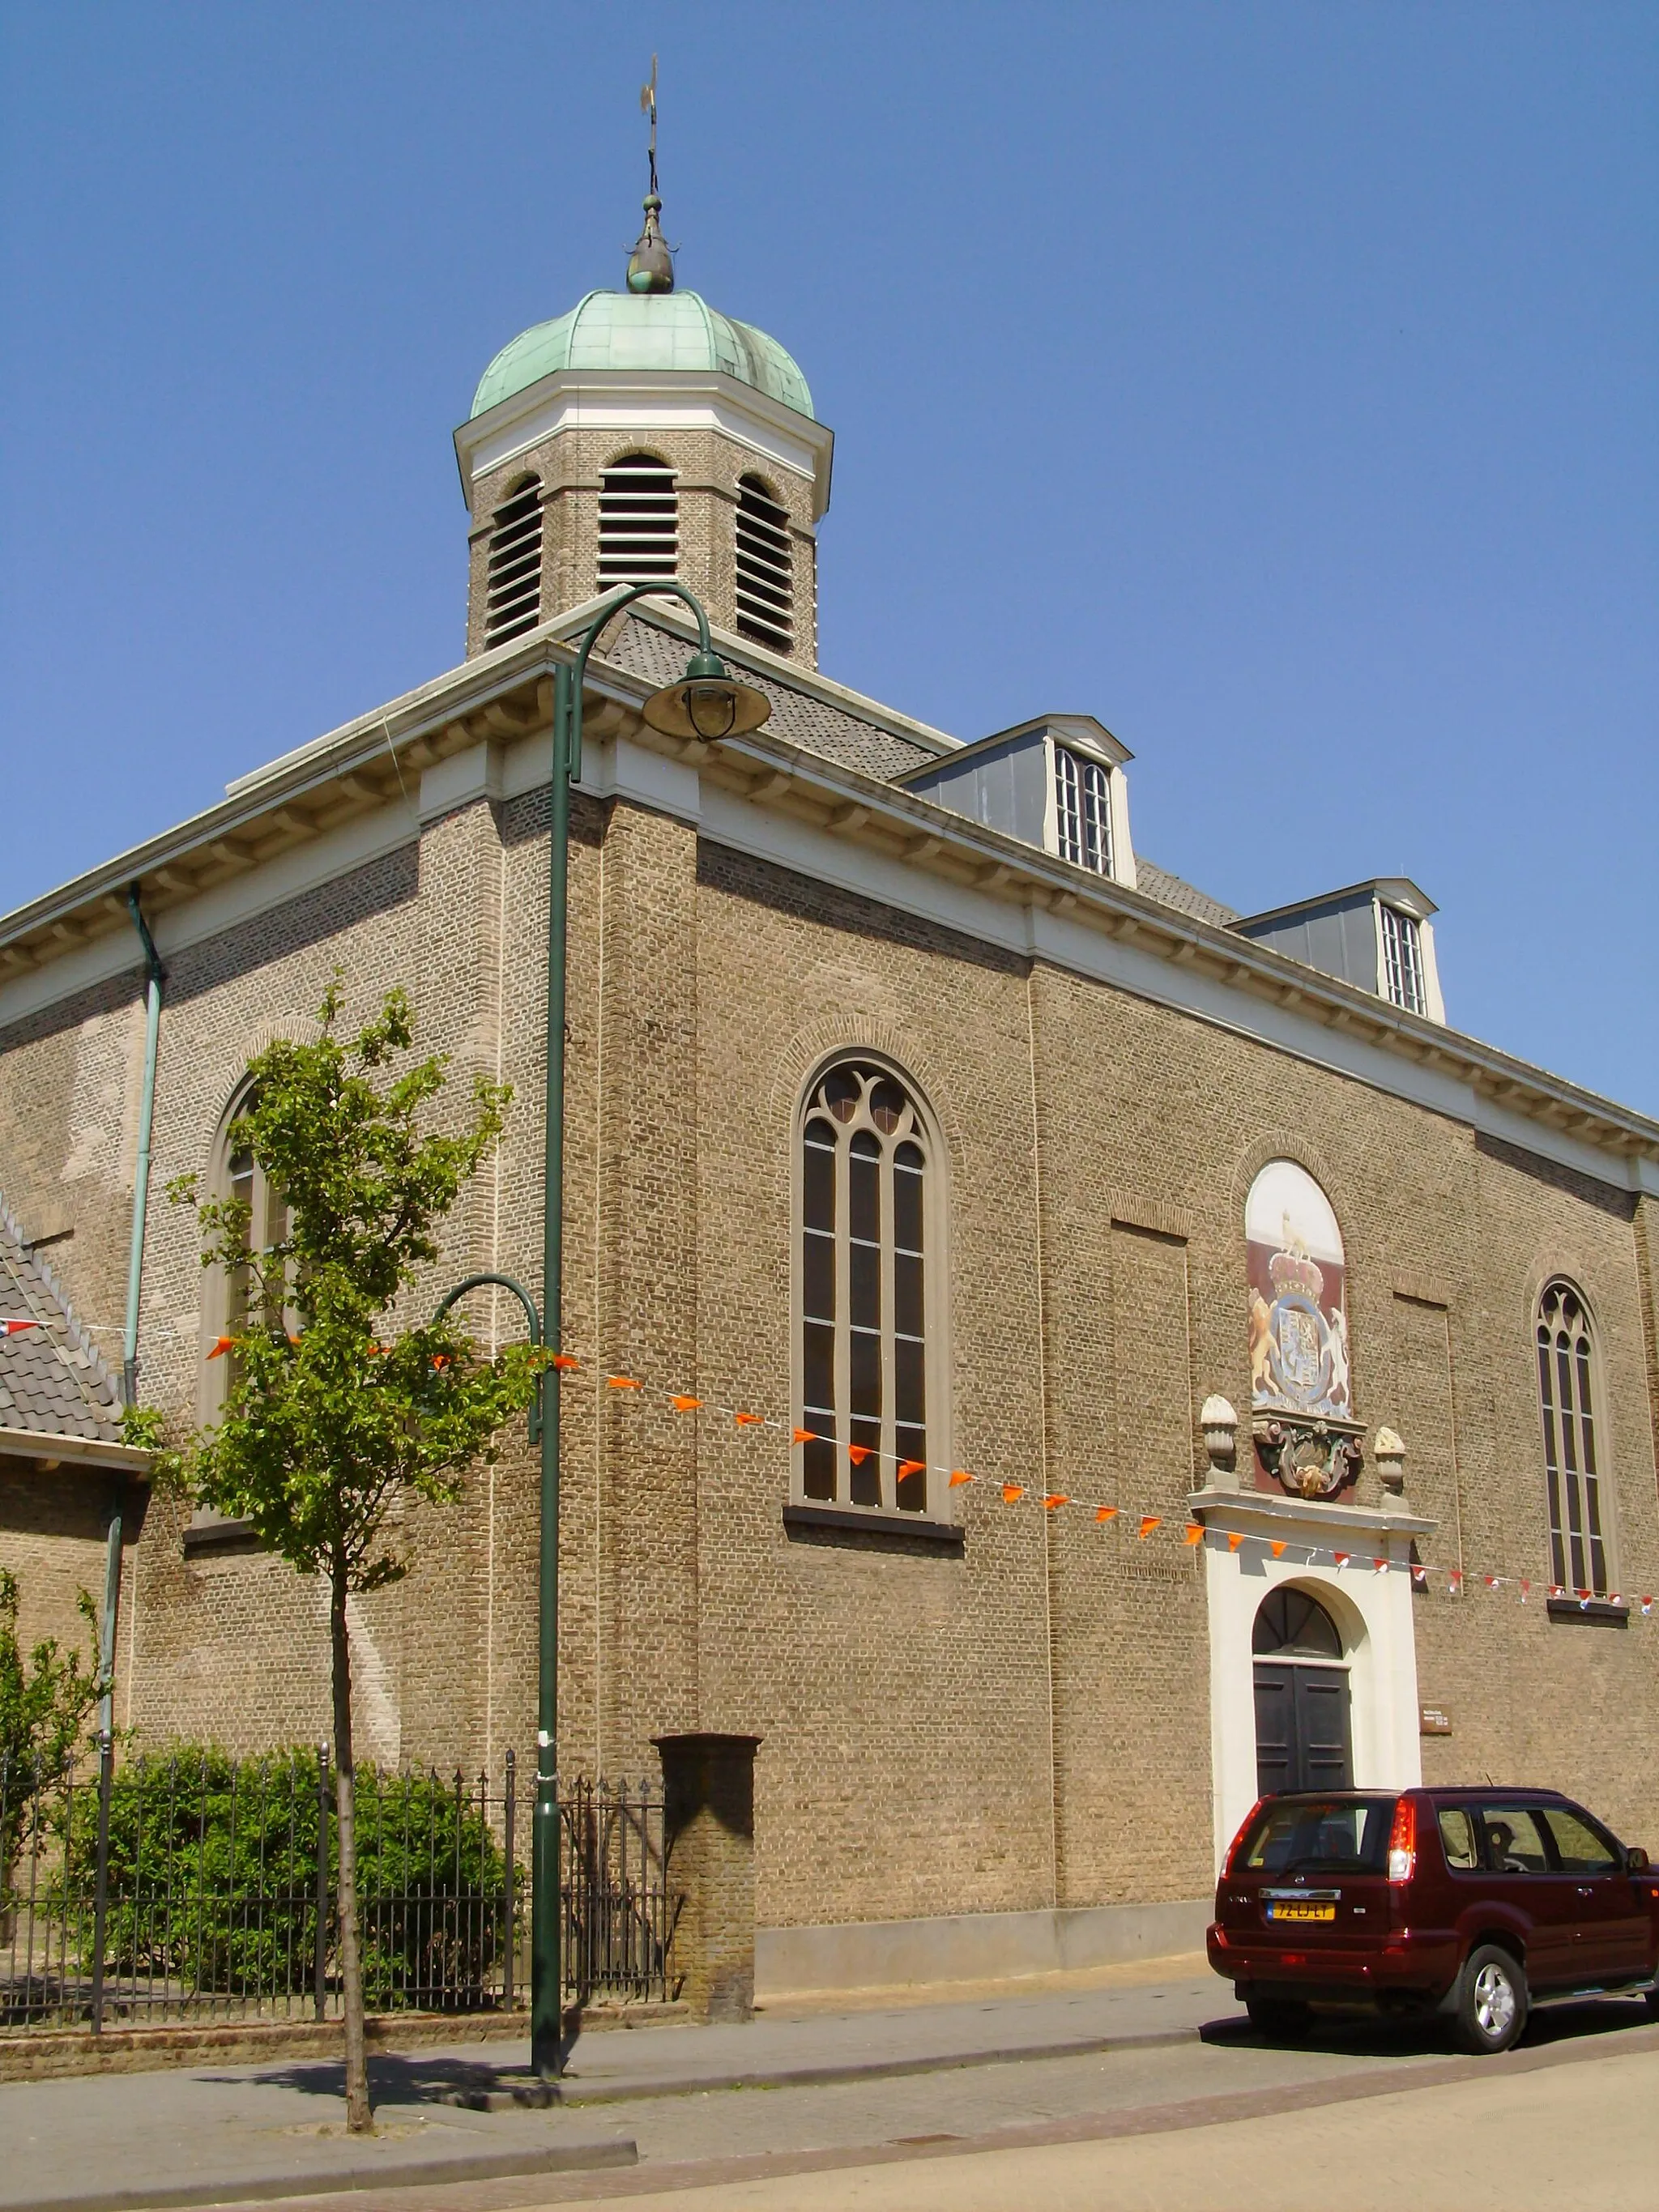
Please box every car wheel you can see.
[1245,1995,1314,2039]
[1453,1944,1528,2055]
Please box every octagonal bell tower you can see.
[454,186,832,670]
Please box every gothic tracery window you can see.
[1536,1280,1611,1596]
[798,1061,936,1516]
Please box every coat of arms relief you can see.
[1245,1160,1364,1499]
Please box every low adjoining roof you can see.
[0,1199,123,1446]
[471,291,816,423]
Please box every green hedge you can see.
[60,1746,511,2010]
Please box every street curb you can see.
[15,2136,638,2212]
[437,2022,1205,2107]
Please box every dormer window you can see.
[484,479,544,646]
[1380,903,1427,1015]
[1054,744,1112,876]
[735,474,793,655]
[599,452,678,586]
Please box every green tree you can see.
[160,986,544,2130]
[0,1568,103,1868]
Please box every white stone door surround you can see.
[1193,1485,1437,1872]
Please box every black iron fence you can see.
[1,1747,673,2033]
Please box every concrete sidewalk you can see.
[0,1966,1243,2211]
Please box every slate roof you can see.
[1132,859,1239,930]
[602,615,1245,933]
[601,616,945,782]
[0,1198,123,1444]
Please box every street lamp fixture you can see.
[533,582,767,2079]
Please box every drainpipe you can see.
[122,884,165,1405]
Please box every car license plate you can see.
[1266,1901,1335,1923]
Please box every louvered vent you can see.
[484,481,544,645]
[735,475,794,654]
[598,453,678,586]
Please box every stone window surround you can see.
[791,1050,953,1532]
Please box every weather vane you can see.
[627,54,675,294]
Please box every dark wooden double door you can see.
[1253,1662,1353,1796]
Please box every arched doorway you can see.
[1252,1587,1352,1796]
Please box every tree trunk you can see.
[329,1563,373,2133]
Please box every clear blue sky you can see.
[2,4,1654,1111]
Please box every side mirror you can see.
[1625,1845,1649,1873]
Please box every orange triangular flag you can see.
[1138,1515,1162,1539]
[1227,1532,1245,1552]
[847,1443,873,1467]
[734,1411,764,1427]
[206,1336,233,1360]
[1095,1505,1118,1523]
[1002,1483,1026,1503]
[671,1395,702,1411]
[551,1353,580,1371]
[898,1459,927,1478]
[792,1428,819,1446]
[1183,1523,1205,1545]
[1043,1494,1069,1511]
[949,1469,975,1487]
[1269,1540,1287,1558]
[608,1375,642,1390]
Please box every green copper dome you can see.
[470,291,815,422]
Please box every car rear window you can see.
[1241,1797,1397,1875]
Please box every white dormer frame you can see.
[1370,878,1445,1025]
[1034,715,1137,893]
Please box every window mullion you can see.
[834,1132,851,1505]
[880,1147,895,1511]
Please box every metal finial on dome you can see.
[627,55,675,295]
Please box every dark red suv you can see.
[1209,1788,1659,2053]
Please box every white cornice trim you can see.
[4,620,1657,1190]
[454,368,836,521]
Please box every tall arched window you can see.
[484,477,544,645]
[798,1061,937,1516]
[1536,1281,1611,1594]
[598,452,678,587]
[199,1085,290,1418]
[735,474,793,654]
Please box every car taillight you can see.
[1223,1797,1266,1877]
[1387,1794,1417,1884]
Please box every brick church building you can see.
[4,193,1658,1989]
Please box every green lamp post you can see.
[533,585,768,2077]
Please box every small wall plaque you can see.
[1419,1706,1453,1736]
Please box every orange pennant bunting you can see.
[847,1443,873,1467]
[206,1336,233,1360]
[1138,1515,1162,1539]
[1270,1540,1287,1558]
[550,1353,580,1371]
[1002,1483,1026,1504]
[671,1395,703,1411]
[607,1375,642,1390]
[1043,1494,1069,1511]
[898,1459,927,1478]
[734,1412,764,1427]
[949,1470,975,1488]
[1227,1532,1245,1552]
[1094,1505,1118,1523]
[792,1428,820,1446]
[1183,1523,1205,1546]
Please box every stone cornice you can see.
[4,616,1657,1189]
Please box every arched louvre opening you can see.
[598,453,678,587]
[484,480,544,645]
[735,475,793,654]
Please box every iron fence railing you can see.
[1,1747,674,2034]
